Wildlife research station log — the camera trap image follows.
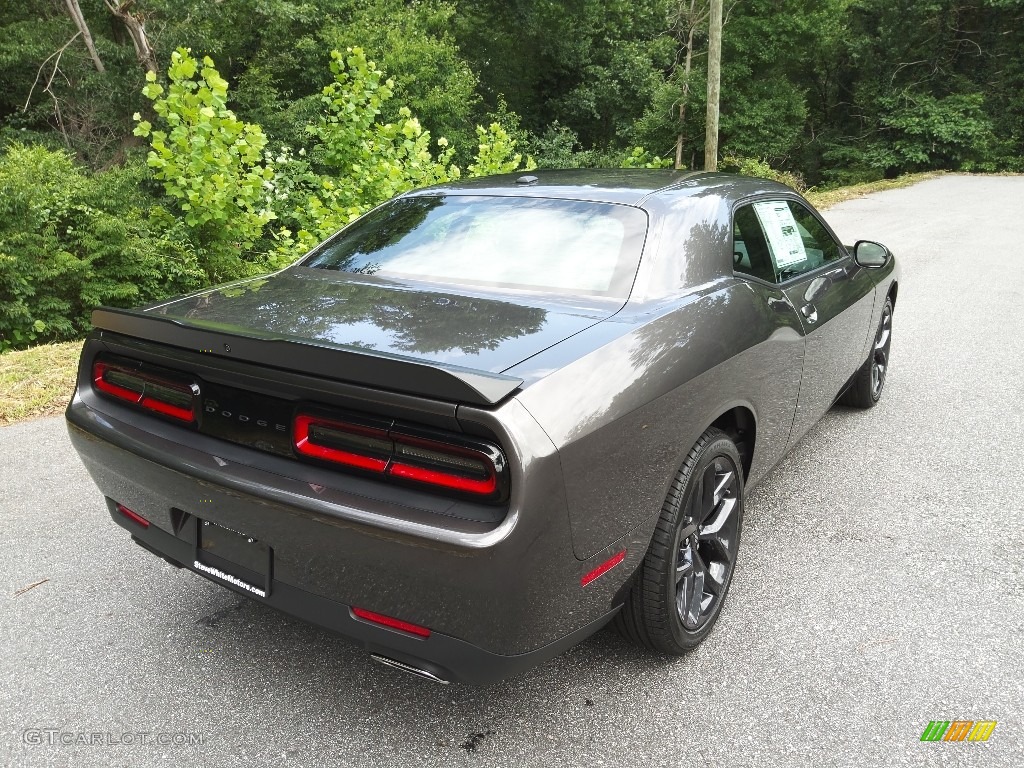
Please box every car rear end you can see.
[65,177,666,683]
[68,328,637,684]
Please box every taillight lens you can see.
[293,413,505,500]
[93,360,197,423]
[293,414,391,472]
[389,434,498,496]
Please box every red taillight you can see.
[293,413,504,499]
[351,607,431,638]
[116,503,150,528]
[93,360,196,423]
[581,549,626,587]
[389,434,498,496]
[293,414,390,472]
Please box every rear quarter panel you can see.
[511,278,805,560]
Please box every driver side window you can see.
[732,201,844,284]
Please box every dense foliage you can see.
[0,143,203,350]
[1,0,1022,348]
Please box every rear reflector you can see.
[351,607,431,638]
[293,413,504,499]
[93,360,196,423]
[581,549,626,587]
[115,503,150,528]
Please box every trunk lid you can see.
[95,268,620,405]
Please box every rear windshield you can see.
[301,195,649,297]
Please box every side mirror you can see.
[854,240,891,268]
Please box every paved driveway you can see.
[2,175,1022,767]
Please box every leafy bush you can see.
[721,155,807,192]
[620,147,673,169]
[271,47,531,257]
[131,47,534,269]
[134,49,277,282]
[873,92,996,172]
[294,47,461,245]
[0,143,205,351]
[467,123,534,176]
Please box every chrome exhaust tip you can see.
[370,653,450,684]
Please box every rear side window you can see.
[303,195,649,298]
[732,200,844,283]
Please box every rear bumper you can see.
[115,501,616,685]
[66,391,645,684]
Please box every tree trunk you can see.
[63,0,105,73]
[104,1,158,74]
[674,23,696,170]
[704,0,723,171]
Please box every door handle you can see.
[801,303,818,324]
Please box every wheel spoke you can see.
[687,551,707,626]
[702,531,736,566]
[703,558,727,596]
[676,573,691,619]
[700,496,736,539]
[700,463,717,521]
[712,470,734,506]
[875,327,890,349]
[675,543,692,580]
[876,308,892,351]
[688,471,704,523]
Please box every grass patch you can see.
[0,341,82,426]
[806,171,943,209]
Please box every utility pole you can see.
[704,0,722,171]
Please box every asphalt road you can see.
[2,175,1022,768]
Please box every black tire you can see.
[842,297,893,409]
[614,428,744,654]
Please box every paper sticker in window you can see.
[753,201,806,269]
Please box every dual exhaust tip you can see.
[370,653,450,685]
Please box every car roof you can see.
[404,169,797,207]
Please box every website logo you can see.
[920,720,996,742]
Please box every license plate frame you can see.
[194,518,272,598]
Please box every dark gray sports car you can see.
[66,170,897,684]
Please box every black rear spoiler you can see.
[91,308,523,407]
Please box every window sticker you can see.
[753,201,806,269]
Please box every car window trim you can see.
[729,193,852,288]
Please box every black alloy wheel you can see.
[870,301,892,398]
[842,296,894,408]
[615,427,744,653]
[675,454,741,631]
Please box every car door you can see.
[752,198,876,443]
[732,198,876,447]
[730,204,807,476]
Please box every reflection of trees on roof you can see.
[156,270,546,357]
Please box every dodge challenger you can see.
[66,170,898,684]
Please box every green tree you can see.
[134,48,275,281]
